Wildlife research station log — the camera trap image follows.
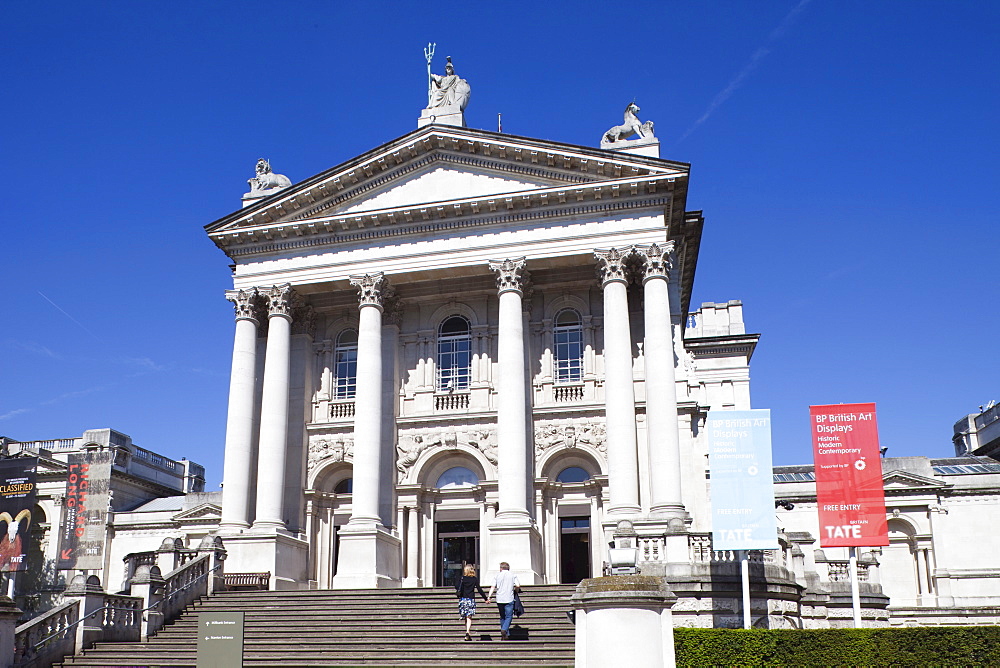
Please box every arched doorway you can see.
[308,462,353,589]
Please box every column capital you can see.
[635,241,676,282]
[226,288,262,324]
[349,272,386,310]
[594,246,635,286]
[291,302,317,337]
[262,284,294,320]
[488,257,528,295]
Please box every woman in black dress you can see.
[455,564,488,641]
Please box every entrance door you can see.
[560,517,591,584]
[436,520,480,586]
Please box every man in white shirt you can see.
[486,561,521,640]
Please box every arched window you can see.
[334,329,358,400]
[436,467,479,489]
[437,316,471,391]
[554,309,583,383]
[334,478,353,494]
[556,466,591,483]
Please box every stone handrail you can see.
[157,553,213,624]
[13,599,79,667]
[14,592,142,668]
[826,559,870,583]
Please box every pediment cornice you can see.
[214,176,678,257]
[882,470,950,493]
[206,125,690,247]
[172,503,222,524]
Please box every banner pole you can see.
[849,547,862,627]
[741,551,751,629]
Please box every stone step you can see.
[56,585,578,667]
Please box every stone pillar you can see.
[252,284,294,532]
[594,248,640,517]
[129,565,165,638]
[332,273,401,588]
[404,505,421,587]
[380,296,402,529]
[220,288,260,532]
[486,258,542,584]
[0,594,21,668]
[635,243,686,526]
[348,273,385,526]
[491,258,531,523]
[571,576,677,668]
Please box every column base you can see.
[249,519,288,534]
[605,504,642,519]
[330,523,402,589]
[222,532,309,590]
[647,504,690,532]
[486,519,543,584]
[216,520,251,535]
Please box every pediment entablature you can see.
[206,125,691,251]
[882,471,949,493]
[172,503,222,524]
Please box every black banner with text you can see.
[0,458,38,572]
[57,451,112,570]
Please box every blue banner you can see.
[708,409,778,551]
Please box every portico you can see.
[206,69,740,590]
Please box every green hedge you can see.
[673,627,1000,666]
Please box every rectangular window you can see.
[334,347,357,399]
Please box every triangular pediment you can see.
[882,471,949,491]
[206,124,690,238]
[173,503,222,523]
[330,162,564,216]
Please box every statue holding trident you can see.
[424,46,471,111]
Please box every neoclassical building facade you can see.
[206,104,758,592]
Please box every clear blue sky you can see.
[4,2,998,488]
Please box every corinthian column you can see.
[220,288,260,532]
[347,272,386,527]
[484,257,542,585]
[333,272,402,588]
[251,284,294,532]
[489,257,531,522]
[595,248,640,517]
[636,242,686,524]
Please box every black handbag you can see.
[513,592,525,617]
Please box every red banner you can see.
[810,403,888,547]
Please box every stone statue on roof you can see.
[247,159,291,194]
[427,55,471,111]
[602,102,655,145]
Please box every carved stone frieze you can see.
[396,427,497,482]
[307,435,354,474]
[263,284,294,319]
[349,272,386,309]
[594,247,634,285]
[488,257,527,295]
[635,241,676,281]
[534,419,607,464]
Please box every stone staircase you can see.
[56,584,577,667]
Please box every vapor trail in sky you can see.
[678,0,813,142]
[37,291,103,342]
